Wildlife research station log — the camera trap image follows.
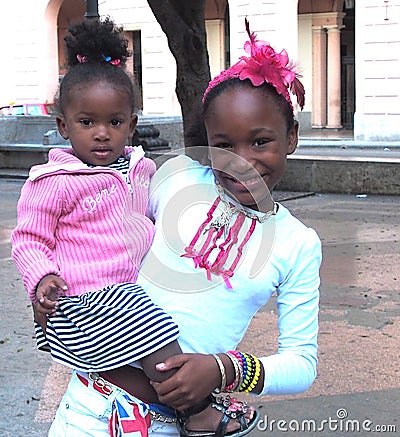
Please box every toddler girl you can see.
[12,16,254,437]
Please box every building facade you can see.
[0,0,399,141]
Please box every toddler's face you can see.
[205,86,298,211]
[56,81,137,166]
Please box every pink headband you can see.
[202,19,305,110]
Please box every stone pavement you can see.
[0,178,399,436]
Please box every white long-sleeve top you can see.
[137,155,321,396]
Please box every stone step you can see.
[276,145,400,195]
[1,143,399,195]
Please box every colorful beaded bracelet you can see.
[226,350,262,393]
[244,355,261,393]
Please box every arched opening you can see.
[57,0,86,79]
[44,0,85,102]
[205,0,229,79]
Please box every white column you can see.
[312,26,327,127]
[326,26,343,129]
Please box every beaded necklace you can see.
[209,183,277,229]
[181,183,277,288]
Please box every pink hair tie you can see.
[76,54,87,64]
[76,54,121,67]
[102,54,122,67]
[203,18,305,110]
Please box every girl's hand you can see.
[150,353,221,410]
[35,274,68,316]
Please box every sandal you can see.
[176,394,260,437]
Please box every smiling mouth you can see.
[225,174,265,187]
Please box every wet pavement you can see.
[0,178,399,436]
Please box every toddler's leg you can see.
[139,345,258,437]
[141,340,182,381]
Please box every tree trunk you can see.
[147,0,211,156]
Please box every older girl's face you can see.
[205,86,298,211]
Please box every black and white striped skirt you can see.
[35,282,179,372]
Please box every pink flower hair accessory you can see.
[203,18,305,110]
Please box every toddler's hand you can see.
[32,303,48,333]
[35,274,68,316]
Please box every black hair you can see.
[55,17,136,114]
[202,78,295,133]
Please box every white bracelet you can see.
[224,352,242,392]
[212,353,226,392]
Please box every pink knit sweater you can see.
[12,146,156,303]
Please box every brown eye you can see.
[213,142,232,149]
[253,139,269,148]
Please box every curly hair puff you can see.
[55,16,137,114]
[65,16,130,68]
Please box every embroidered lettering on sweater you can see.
[134,174,149,188]
[82,184,117,213]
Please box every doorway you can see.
[341,3,355,129]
